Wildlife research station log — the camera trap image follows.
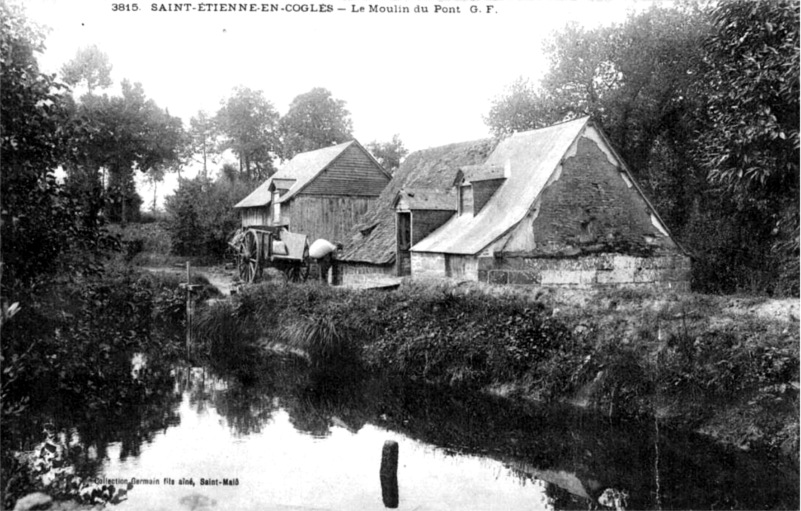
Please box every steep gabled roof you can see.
[234,141,358,209]
[340,138,496,264]
[412,117,590,255]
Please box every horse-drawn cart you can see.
[229,226,310,283]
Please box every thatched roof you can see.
[340,138,496,265]
[234,141,355,209]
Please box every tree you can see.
[486,4,710,177]
[143,164,168,215]
[69,80,184,223]
[215,86,280,181]
[1,1,116,295]
[366,134,408,173]
[696,0,800,293]
[485,78,555,137]
[60,44,113,93]
[184,110,219,179]
[164,171,252,257]
[279,87,353,159]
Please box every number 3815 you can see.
[112,3,139,11]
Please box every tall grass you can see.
[284,314,364,388]
[193,300,263,376]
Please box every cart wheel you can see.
[238,230,260,284]
[282,242,310,283]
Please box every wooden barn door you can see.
[396,212,411,276]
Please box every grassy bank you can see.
[193,279,799,461]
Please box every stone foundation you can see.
[337,261,396,285]
[411,253,446,279]
[480,253,691,290]
[410,252,691,290]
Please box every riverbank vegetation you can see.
[194,280,799,461]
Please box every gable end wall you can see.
[301,144,389,196]
[284,195,376,243]
[526,135,678,255]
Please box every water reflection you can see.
[121,366,798,510]
[2,356,182,507]
[179,367,279,437]
[12,361,798,510]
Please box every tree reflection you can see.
[179,362,799,510]
[1,357,182,508]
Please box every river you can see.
[47,362,792,511]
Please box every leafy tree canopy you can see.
[279,87,353,159]
[183,110,219,178]
[698,0,799,195]
[366,134,408,174]
[1,1,116,293]
[70,80,184,222]
[696,0,800,290]
[486,3,710,175]
[215,86,280,181]
[164,172,252,257]
[60,44,113,92]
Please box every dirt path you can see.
[142,265,237,296]
[196,266,237,296]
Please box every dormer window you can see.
[455,164,505,216]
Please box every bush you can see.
[164,174,254,259]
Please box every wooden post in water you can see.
[379,440,399,508]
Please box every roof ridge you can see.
[508,115,590,138]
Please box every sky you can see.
[22,0,650,208]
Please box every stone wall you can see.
[528,135,678,255]
[445,254,479,280]
[478,253,691,290]
[411,252,447,279]
[338,261,396,285]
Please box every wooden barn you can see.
[233,140,391,244]
[341,117,691,289]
